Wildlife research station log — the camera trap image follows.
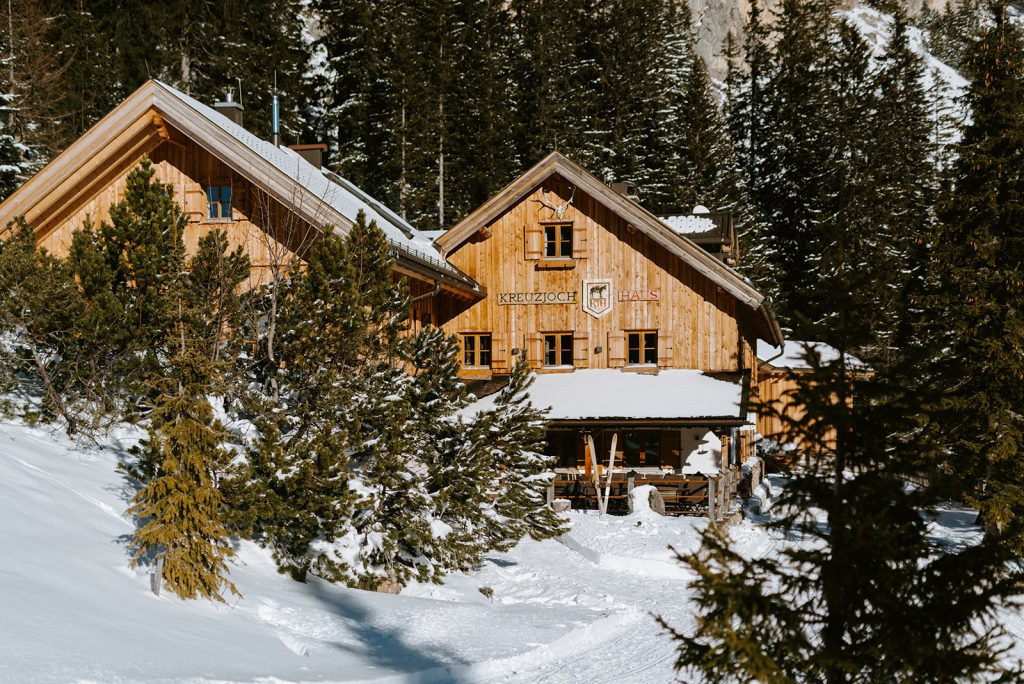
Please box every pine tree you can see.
[509,0,596,165]
[95,157,187,359]
[923,0,986,78]
[584,0,668,185]
[481,356,566,548]
[0,220,86,431]
[664,4,1024,679]
[928,1,1024,548]
[868,7,937,358]
[406,325,490,571]
[127,357,239,603]
[127,220,247,603]
[233,226,365,581]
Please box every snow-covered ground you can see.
[1,420,1021,683]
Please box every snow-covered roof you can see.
[0,79,480,292]
[152,82,453,267]
[757,340,866,370]
[660,214,717,236]
[469,369,744,421]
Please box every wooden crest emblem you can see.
[582,278,613,319]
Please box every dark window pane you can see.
[479,335,491,367]
[206,186,218,218]
[627,333,639,365]
[560,334,573,366]
[644,333,658,365]
[560,225,573,256]
[544,334,556,366]
[544,226,557,257]
[221,185,232,216]
[644,433,661,466]
[624,432,641,467]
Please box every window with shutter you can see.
[658,333,674,367]
[542,332,574,367]
[461,333,492,368]
[526,334,543,369]
[626,331,658,366]
[608,332,626,368]
[491,332,508,370]
[573,333,590,368]
[525,225,543,260]
[572,224,588,259]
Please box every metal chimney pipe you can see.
[272,93,281,147]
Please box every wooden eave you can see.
[436,151,783,345]
[0,79,481,298]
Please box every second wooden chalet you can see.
[0,79,482,326]
[434,153,783,514]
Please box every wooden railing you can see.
[548,467,743,520]
[550,473,710,515]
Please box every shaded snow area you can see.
[466,369,743,421]
[3,421,1023,683]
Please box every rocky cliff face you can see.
[689,0,954,77]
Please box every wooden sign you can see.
[498,291,577,305]
[618,290,660,302]
[582,278,613,319]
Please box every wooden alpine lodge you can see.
[0,80,786,520]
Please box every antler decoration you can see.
[536,186,575,220]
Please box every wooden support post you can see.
[546,482,555,505]
[151,555,164,597]
[627,472,635,497]
[708,477,717,524]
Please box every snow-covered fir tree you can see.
[479,357,567,549]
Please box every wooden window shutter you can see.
[525,225,543,260]
[608,332,626,368]
[573,332,590,368]
[527,334,543,369]
[572,224,589,259]
[658,333,674,367]
[491,332,508,371]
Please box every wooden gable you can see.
[438,173,763,374]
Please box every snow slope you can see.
[2,420,1022,683]
[0,421,608,683]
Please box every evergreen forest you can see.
[2,0,1024,681]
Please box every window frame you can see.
[461,333,492,369]
[205,183,234,222]
[543,331,575,368]
[542,223,574,259]
[626,330,659,366]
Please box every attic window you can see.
[543,224,573,259]
[205,184,233,220]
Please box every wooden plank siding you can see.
[29,133,442,328]
[36,136,311,288]
[437,174,757,374]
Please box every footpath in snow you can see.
[1,420,1021,683]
